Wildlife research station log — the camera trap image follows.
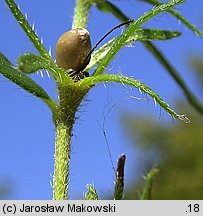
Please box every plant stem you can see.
[53,84,88,200]
[140,167,159,200]
[52,0,93,199]
[53,121,72,200]
[72,0,93,28]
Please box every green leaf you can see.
[95,0,128,22]
[79,74,189,122]
[143,41,203,114]
[128,28,181,41]
[142,0,202,35]
[140,167,159,200]
[87,29,181,71]
[18,53,53,74]
[17,53,73,84]
[99,0,201,36]
[93,0,185,76]
[84,184,98,200]
[0,52,56,110]
[5,0,52,60]
[94,1,203,114]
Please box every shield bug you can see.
[55,20,133,82]
[55,28,91,81]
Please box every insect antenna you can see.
[81,19,134,71]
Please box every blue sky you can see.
[0,0,202,199]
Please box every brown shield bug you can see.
[55,20,133,82]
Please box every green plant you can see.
[0,0,202,200]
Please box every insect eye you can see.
[55,28,92,72]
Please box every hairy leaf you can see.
[0,52,56,110]
[93,0,185,76]
[95,0,128,22]
[144,41,203,114]
[18,53,54,73]
[5,0,52,60]
[94,0,203,114]
[18,53,73,84]
[142,0,202,35]
[84,184,98,200]
[78,74,189,122]
[87,29,181,70]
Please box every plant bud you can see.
[55,28,91,72]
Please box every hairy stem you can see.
[140,167,159,200]
[53,122,72,200]
[52,0,93,200]
[72,0,93,28]
[53,84,88,199]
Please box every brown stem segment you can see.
[114,154,126,200]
